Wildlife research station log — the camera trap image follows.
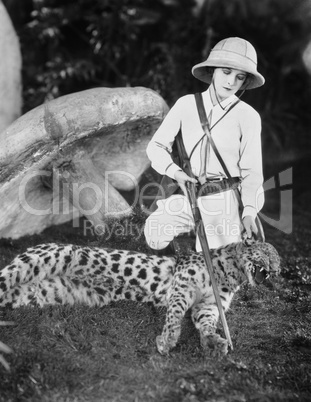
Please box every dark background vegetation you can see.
[3,0,311,192]
[1,1,311,401]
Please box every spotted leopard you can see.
[0,237,280,356]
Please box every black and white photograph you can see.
[0,1,310,401]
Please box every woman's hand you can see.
[174,170,197,196]
[242,215,258,238]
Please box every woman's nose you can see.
[227,75,235,86]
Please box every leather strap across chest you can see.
[194,92,265,242]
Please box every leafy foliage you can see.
[3,0,311,165]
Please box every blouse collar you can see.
[204,88,238,111]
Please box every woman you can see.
[144,37,265,251]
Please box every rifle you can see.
[175,131,234,351]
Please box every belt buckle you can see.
[207,177,222,182]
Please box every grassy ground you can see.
[0,191,310,402]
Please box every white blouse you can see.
[146,88,264,218]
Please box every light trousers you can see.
[144,190,242,251]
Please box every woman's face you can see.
[212,67,247,100]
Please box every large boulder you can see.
[0,87,168,239]
[0,1,22,132]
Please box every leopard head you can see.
[236,237,281,286]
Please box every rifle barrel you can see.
[186,182,233,350]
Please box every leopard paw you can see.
[156,335,170,356]
[201,333,229,358]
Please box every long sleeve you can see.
[146,97,186,179]
[238,108,264,218]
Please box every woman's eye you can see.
[237,75,246,81]
[222,69,231,75]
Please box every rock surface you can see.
[0,87,168,239]
[0,1,22,133]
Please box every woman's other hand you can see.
[242,215,258,238]
[174,170,197,196]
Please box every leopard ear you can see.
[241,232,248,243]
[235,242,244,254]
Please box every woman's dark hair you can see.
[243,74,254,88]
[208,67,254,90]
[206,67,215,76]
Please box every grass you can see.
[0,201,311,402]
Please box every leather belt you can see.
[197,177,241,196]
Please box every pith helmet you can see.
[192,37,265,89]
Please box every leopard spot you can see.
[135,294,144,302]
[41,245,52,250]
[126,257,135,265]
[111,254,122,262]
[124,267,132,276]
[151,283,158,292]
[44,256,51,264]
[94,287,107,296]
[112,264,120,273]
[217,260,225,273]
[72,279,80,286]
[64,255,72,264]
[115,287,124,295]
[138,269,147,280]
[153,267,161,275]
[79,255,89,266]
[39,252,48,257]
[129,278,139,286]
[54,295,63,304]
[20,254,31,264]
[124,291,132,300]
[188,269,196,276]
